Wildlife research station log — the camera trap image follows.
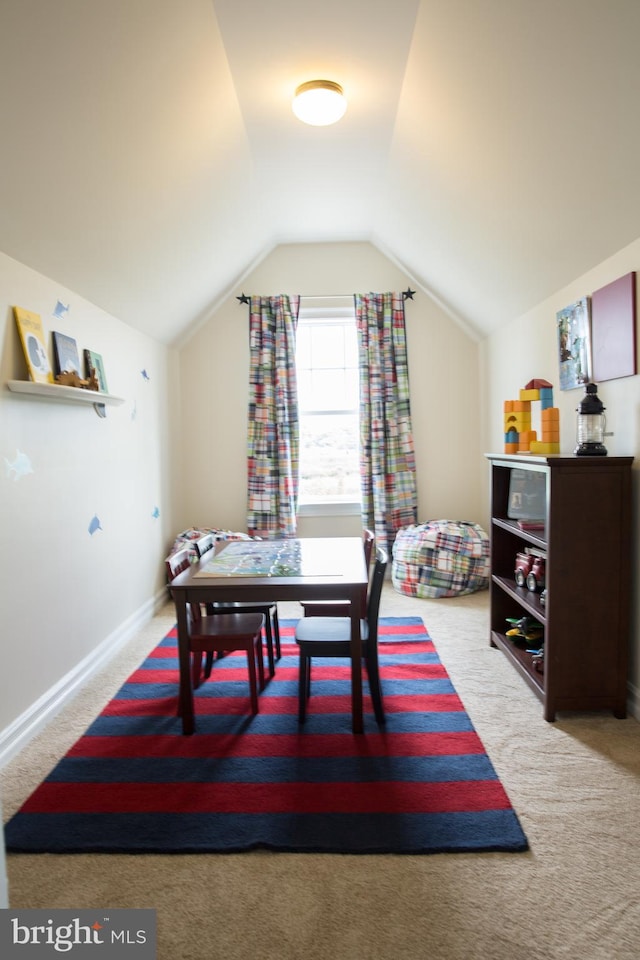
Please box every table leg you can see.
[176,598,194,735]
[350,589,364,734]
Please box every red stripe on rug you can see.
[103,693,465,717]
[66,730,485,759]
[146,638,436,659]
[20,779,513,815]
[127,662,449,683]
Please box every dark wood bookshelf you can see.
[486,453,633,721]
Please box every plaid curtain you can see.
[246,295,300,539]
[355,292,418,555]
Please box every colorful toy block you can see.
[518,430,537,450]
[503,382,560,454]
[529,440,560,454]
[504,414,531,432]
[539,388,554,409]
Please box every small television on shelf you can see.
[507,469,546,523]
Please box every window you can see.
[296,305,360,511]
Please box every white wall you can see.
[177,241,484,536]
[0,252,179,760]
[482,236,640,710]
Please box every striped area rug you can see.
[4,618,528,854]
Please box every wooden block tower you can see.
[504,379,560,454]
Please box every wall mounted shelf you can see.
[7,379,125,409]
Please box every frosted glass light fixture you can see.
[292,80,347,126]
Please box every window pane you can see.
[305,369,349,410]
[298,412,360,501]
[311,325,345,368]
[296,325,312,368]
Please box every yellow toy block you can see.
[519,389,540,401]
[504,414,531,432]
[529,440,560,455]
[505,411,532,423]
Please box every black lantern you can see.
[575,383,607,456]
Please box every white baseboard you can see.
[0,589,168,770]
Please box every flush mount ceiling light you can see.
[292,80,347,126]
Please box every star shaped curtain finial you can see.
[403,288,416,301]
[237,293,250,304]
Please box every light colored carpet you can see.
[3,583,640,960]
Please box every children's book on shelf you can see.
[83,349,108,393]
[13,306,53,383]
[52,332,81,377]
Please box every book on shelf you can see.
[13,306,53,383]
[52,332,81,377]
[516,519,545,531]
[83,349,108,393]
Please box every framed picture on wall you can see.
[557,297,591,390]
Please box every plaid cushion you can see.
[168,527,253,563]
[392,520,490,599]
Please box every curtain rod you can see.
[236,288,415,304]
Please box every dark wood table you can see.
[169,537,369,733]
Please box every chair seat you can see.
[295,616,369,650]
[205,600,281,675]
[189,612,265,649]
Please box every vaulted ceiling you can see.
[2,0,640,344]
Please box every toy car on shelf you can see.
[526,556,546,592]
[514,550,546,592]
[514,552,533,587]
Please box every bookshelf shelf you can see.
[7,379,124,408]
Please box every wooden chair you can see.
[193,534,281,677]
[166,549,266,718]
[294,547,388,725]
[300,528,374,618]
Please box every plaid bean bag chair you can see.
[392,520,490,599]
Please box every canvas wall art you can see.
[591,272,637,382]
[557,297,591,390]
